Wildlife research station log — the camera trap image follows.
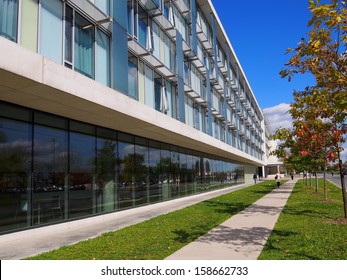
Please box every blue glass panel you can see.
[96,29,110,86]
[112,21,128,94]
[74,13,94,78]
[0,0,18,41]
[95,0,109,15]
[128,55,138,99]
[40,0,63,64]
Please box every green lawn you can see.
[259,179,347,260]
[27,180,278,260]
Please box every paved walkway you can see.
[0,179,296,260]
[166,178,297,260]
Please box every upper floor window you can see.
[127,1,149,49]
[64,5,110,85]
[0,0,19,42]
[88,0,110,15]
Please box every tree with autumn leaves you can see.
[273,0,347,218]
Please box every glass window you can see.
[164,34,171,69]
[128,53,138,100]
[160,144,171,201]
[118,134,135,209]
[0,0,18,41]
[33,124,68,225]
[64,5,73,67]
[152,21,160,59]
[137,5,148,48]
[0,118,32,232]
[138,60,145,103]
[96,128,117,212]
[165,80,173,117]
[69,131,96,219]
[127,0,133,35]
[92,0,110,15]
[74,12,95,78]
[134,137,149,206]
[96,29,110,86]
[145,65,154,108]
[40,0,63,64]
[154,74,162,112]
[148,141,161,203]
[170,147,179,198]
[179,150,187,196]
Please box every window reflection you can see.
[134,138,148,206]
[69,131,95,218]
[96,132,117,212]
[149,142,161,203]
[0,118,31,232]
[0,103,246,234]
[118,136,135,209]
[33,125,67,224]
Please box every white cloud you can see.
[263,103,293,132]
[263,103,347,162]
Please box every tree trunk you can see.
[338,151,347,218]
[323,163,327,200]
[315,172,318,193]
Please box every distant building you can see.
[263,116,284,177]
[0,0,267,233]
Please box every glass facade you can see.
[0,102,245,234]
[0,1,267,234]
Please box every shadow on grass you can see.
[201,200,248,215]
[173,227,211,244]
[260,229,325,260]
[173,226,300,249]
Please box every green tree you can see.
[279,0,347,217]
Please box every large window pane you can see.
[0,118,32,232]
[134,138,148,206]
[69,131,96,219]
[0,0,18,41]
[64,5,73,66]
[40,0,63,64]
[128,53,138,100]
[179,150,187,196]
[137,5,147,47]
[33,124,68,225]
[160,144,171,200]
[118,134,134,209]
[96,128,117,212]
[152,21,160,59]
[154,75,162,112]
[148,141,161,203]
[170,147,179,198]
[96,29,110,86]
[75,13,95,78]
[145,65,154,108]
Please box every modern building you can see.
[0,0,266,234]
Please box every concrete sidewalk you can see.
[166,178,297,260]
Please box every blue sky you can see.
[211,0,346,158]
[211,0,315,110]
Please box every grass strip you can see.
[27,180,278,260]
[258,179,347,260]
